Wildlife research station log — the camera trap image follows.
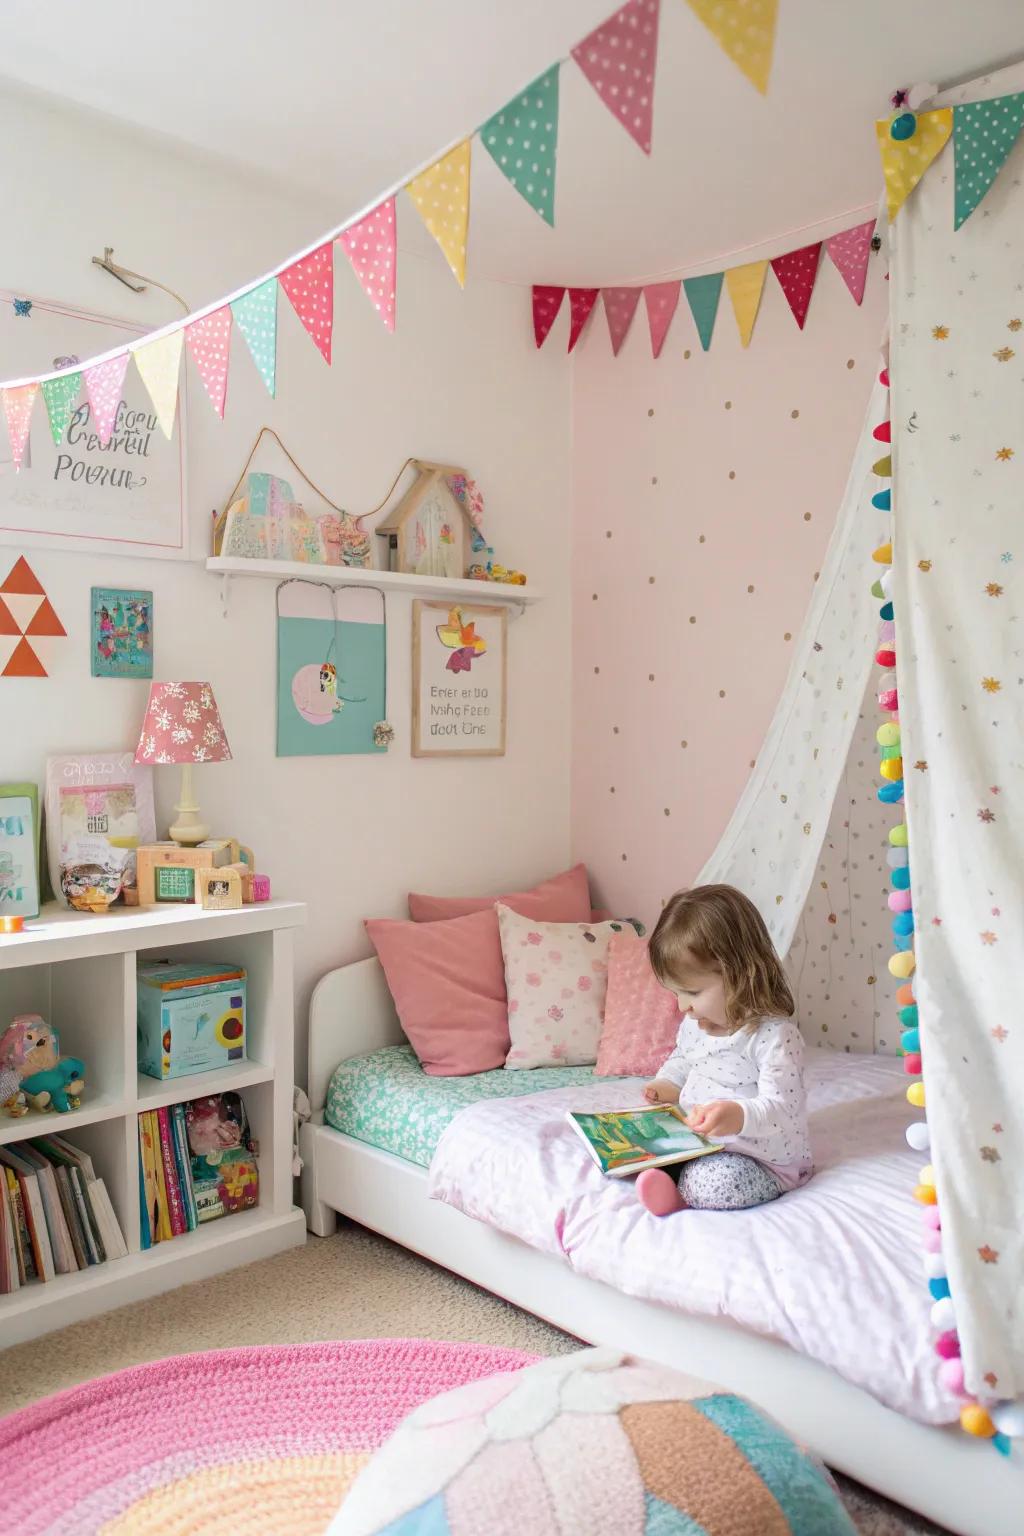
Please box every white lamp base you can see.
[168,763,208,846]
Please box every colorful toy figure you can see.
[0,1014,85,1113]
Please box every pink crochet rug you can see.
[0,1337,537,1535]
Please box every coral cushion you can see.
[407,863,591,924]
[327,1347,857,1536]
[365,911,510,1076]
[595,932,681,1077]
[498,905,622,1070]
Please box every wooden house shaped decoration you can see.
[375,460,475,580]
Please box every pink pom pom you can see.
[923,1206,942,1230]
[939,1358,966,1396]
[878,620,896,644]
[935,1330,960,1359]
[923,1228,943,1253]
[904,1052,922,1075]
[878,688,899,712]
[888,888,913,913]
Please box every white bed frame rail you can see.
[300,957,1020,1536]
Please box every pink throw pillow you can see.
[498,905,623,1070]
[594,932,681,1077]
[408,864,591,924]
[366,910,510,1076]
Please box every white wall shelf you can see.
[206,555,542,616]
[0,899,306,1344]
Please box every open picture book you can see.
[566,1105,721,1179]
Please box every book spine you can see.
[53,1165,89,1270]
[137,1133,152,1251]
[149,1114,173,1243]
[4,1167,31,1284]
[18,1170,53,1281]
[139,1113,163,1245]
[36,1166,75,1274]
[157,1107,186,1237]
[171,1103,198,1230]
[0,1174,14,1293]
[71,1168,104,1265]
[90,1180,128,1260]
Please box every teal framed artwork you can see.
[276,580,387,756]
[0,781,40,919]
[91,587,153,678]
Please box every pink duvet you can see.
[426,1048,958,1424]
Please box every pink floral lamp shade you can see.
[134,682,231,766]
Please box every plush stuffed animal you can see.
[1,1014,85,1113]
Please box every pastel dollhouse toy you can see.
[375,460,482,580]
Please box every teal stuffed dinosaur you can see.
[20,1057,86,1113]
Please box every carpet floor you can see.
[0,1222,949,1536]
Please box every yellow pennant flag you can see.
[133,329,184,438]
[406,141,471,287]
[725,260,768,348]
[686,0,778,95]
[876,109,953,222]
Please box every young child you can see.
[636,883,811,1216]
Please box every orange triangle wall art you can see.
[0,557,66,676]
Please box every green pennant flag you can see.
[683,273,723,351]
[480,65,559,226]
[953,93,1024,229]
[40,372,81,446]
[231,278,277,396]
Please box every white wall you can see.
[0,86,573,1074]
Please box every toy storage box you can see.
[137,960,247,1081]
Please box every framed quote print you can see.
[412,600,507,758]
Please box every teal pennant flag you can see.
[953,93,1024,229]
[231,278,278,396]
[682,273,723,351]
[40,372,81,446]
[480,65,559,226]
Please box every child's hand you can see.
[643,1079,681,1105]
[686,1099,744,1137]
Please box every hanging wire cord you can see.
[222,427,414,521]
[91,249,189,313]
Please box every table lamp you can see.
[135,681,232,846]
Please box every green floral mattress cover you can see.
[325,1043,606,1168]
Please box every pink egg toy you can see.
[939,1359,966,1396]
[888,888,913,913]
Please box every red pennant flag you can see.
[602,288,642,355]
[185,307,232,417]
[643,281,680,358]
[25,597,67,637]
[339,198,397,332]
[826,220,875,306]
[770,243,822,329]
[567,289,599,353]
[279,243,334,363]
[572,0,660,154]
[532,286,565,348]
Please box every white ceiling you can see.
[4,0,1024,284]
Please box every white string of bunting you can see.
[0,0,781,466]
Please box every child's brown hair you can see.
[648,884,794,1030]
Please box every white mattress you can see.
[426,1048,959,1424]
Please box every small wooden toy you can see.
[375,460,478,579]
[136,841,234,907]
[197,867,243,910]
[251,873,271,902]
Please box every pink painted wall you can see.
[571,253,886,932]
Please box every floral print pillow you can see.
[498,904,624,1070]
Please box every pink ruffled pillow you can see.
[594,932,681,1077]
[407,864,592,924]
[365,910,510,1076]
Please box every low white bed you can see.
[299,956,1022,1536]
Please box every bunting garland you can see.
[876,108,953,222]
[567,288,600,353]
[1,384,38,471]
[825,220,875,305]
[185,307,232,417]
[83,354,129,448]
[232,278,279,393]
[724,259,768,348]
[338,199,397,331]
[952,92,1024,229]
[406,142,472,288]
[770,241,821,329]
[40,372,81,447]
[480,67,559,226]
[279,243,335,362]
[133,330,183,438]
[644,281,680,358]
[685,0,778,96]
[603,287,642,354]
[572,0,660,155]
[533,286,566,348]
[682,272,723,351]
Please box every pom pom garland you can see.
[914,1183,937,1205]
[901,1027,920,1053]
[929,1278,951,1301]
[906,1120,929,1151]
[872,489,892,511]
[876,647,897,669]
[924,1253,947,1281]
[935,1331,960,1359]
[872,542,893,565]
[931,1296,957,1331]
[878,780,904,803]
[888,888,913,913]
[880,755,903,779]
[960,1404,996,1439]
[923,1205,941,1230]
[906,1078,926,1106]
[891,866,911,890]
[939,1358,966,1396]
[893,912,915,937]
[889,824,908,847]
[923,1227,943,1252]
[878,620,896,644]
[992,1401,1024,1438]
[880,744,902,761]
[871,578,886,600]
[878,688,900,713]
[895,981,915,1005]
[919,1164,936,1187]
[873,420,892,443]
[904,1052,923,1074]
[899,1003,918,1026]
[880,600,894,621]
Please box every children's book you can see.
[566,1105,721,1178]
[186,1092,258,1222]
[157,1107,186,1237]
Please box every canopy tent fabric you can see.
[889,65,1024,1401]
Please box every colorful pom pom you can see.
[960,1404,996,1439]
[888,888,913,913]
[906,1121,929,1152]
[992,1401,1024,1438]
[872,542,893,565]
[895,980,915,1005]
[906,1078,925,1105]
[899,1003,918,1026]
[873,455,892,478]
[879,755,903,780]
[880,601,894,621]
[876,647,897,669]
[880,745,902,762]
[929,1277,951,1301]
[904,1051,922,1074]
[873,420,892,443]
[889,824,908,847]
[888,850,910,873]
[923,1226,943,1253]
[891,866,911,890]
[939,1358,966,1396]
[878,689,899,713]
[890,112,917,141]
[870,579,886,600]
[893,912,915,937]
[879,366,890,387]
[901,1028,920,1053]
[877,722,901,747]
[878,780,904,803]
[872,489,891,511]
[878,620,896,644]
[931,1297,956,1330]
[919,1164,935,1186]
[914,1182,937,1204]
[935,1330,960,1359]
[923,1253,945,1280]
[923,1204,941,1230]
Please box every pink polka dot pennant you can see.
[572,0,660,155]
[1,383,38,471]
[643,280,680,358]
[83,353,130,448]
[185,306,232,418]
[825,220,875,306]
[567,289,599,353]
[532,286,565,348]
[602,287,641,355]
[339,198,397,332]
[770,242,822,329]
[279,242,335,364]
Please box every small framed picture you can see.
[0,782,41,919]
[411,601,507,758]
[91,587,153,679]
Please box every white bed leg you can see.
[299,1118,338,1236]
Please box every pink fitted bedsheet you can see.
[426,1047,958,1424]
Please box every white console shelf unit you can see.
[0,898,306,1345]
[207,555,542,616]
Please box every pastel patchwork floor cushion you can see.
[366,910,510,1075]
[596,932,682,1077]
[408,863,592,923]
[498,906,625,1070]
[327,1347,857,1536]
